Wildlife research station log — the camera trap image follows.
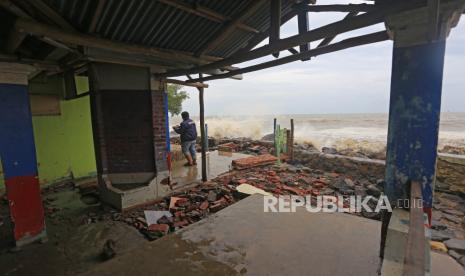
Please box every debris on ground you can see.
[101,239,116,261]
[232,154,278,169]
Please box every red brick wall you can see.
[91,90,156,174]
[151,89,168,173]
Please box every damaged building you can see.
[0,0,465,275]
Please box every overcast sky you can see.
[181,1,465,116]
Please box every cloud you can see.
[181,11,465,116]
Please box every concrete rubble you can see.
[13,137,465,270]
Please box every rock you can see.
[444,239,465,254]
[101,239,116,261]
[344,178,355,188]
[435,181,450,193]
[442,209,465,217]
[261,133,274,141]
[375,179,385,188]
[448,250,462,260]
[430,229,452,242]
[459,256,465,267]
[431,219,447,231]
[322,147,338,154]
[80,193,100,205]
[432,210,443,220]
[366,185,381,197]
[443,214,463,225]
[441,193,464,203]
[207,191,217,202]
[430,241,448,253]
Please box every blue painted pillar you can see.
[0,68,46,246]
[385,40,446,220]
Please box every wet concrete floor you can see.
[171,150,250,187]
[84,194,383,275]
[82,194,464,276]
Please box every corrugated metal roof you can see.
[38,0,296,59]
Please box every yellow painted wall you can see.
[0,76,96,190]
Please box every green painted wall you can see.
[31,96,97,185]
[0,76,96,190]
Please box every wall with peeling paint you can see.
[0,77,96,191]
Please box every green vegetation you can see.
[167,84,189,116]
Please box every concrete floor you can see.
[84,194,383,275]
[82,194,465,276]
[171,150,250,187]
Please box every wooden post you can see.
[205,123,209,152]
[273,118,277,153]
[198,74,207,182]
[290,118,294,161]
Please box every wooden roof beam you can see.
[300,4,376,13]
[270,0,282,58]
[166,78,209,88]
[14,18,224,68]
[195,0,266,56]
[158,0,259,33]
[317,11,359,48]
[27,0,75,31]
[186,31,389,83]
[0,0,31,53]
[156,0,426,78]
[88,0,107,33]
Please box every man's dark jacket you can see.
[175,119,197,142]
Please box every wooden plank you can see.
[14,18,221,67]
[30,94,61,116]
[186,31,389,83]
[195,0,266,56]
[403,181,426,276]
[157,0,425,78]
[166,78,208,88]
[297,9,310,60]
[270,0,282,58]
[300,4,376,13]
[158,0,258,33]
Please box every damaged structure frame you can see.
[0,0,465,275]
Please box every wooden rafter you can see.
[166,78,208,88]
[300,4,376,13]
[270,0,282,57]
[158,0,259,33]
[297,7,310,60]
[14,18,224,67]
[1,0,31,53]
[88,0,107,33]
[195,0,266,56]
[317,11,359,48]
[156,0,426,78]
[27,0,75,31]
[185,31,389,83]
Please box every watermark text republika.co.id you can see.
[263,195,423,213]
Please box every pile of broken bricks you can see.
[115,163,386,241]
[117,182,237,241]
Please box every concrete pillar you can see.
[0,63,46,247]
[384,0,464,218]
[381,2,464,274]
[88,63,170,210]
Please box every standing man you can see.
[173,111,198,166]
